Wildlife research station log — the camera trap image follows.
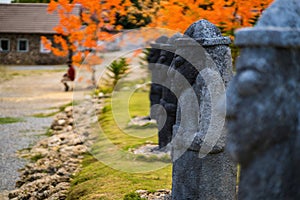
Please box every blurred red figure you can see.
[61,62,76,91]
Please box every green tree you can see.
[106,57,130,89]
[115,0,159,29]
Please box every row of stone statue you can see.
[147,0,300,199]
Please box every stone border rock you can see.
[136,189,171,200]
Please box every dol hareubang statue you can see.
[170,20,236,200]
[156,33,182,149]
[226,0,300,199]
[148,36,168,121]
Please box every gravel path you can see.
[0,67,86,198]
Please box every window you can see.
[17,39,29,52]
[0,39,10,52]
[40,39,51,53]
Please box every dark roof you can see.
[0,3,79,34]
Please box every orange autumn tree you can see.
[41,1,82,62]
[150,0,273,36]
[145,0,273,65]
[41,0,131,86]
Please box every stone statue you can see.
[154,33,182,149]
[226,0,300,199]
[148,36,168,120]
[170,20,236,199]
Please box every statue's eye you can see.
[175,56,185,68]
[236,70,266,96]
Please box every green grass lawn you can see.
[67,90,172,200]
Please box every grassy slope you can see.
[67,91,172,200]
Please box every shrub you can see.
[106,57,130,89]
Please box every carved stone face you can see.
[226,47,299,165]
[168,54,199,94]
[156,49,175,82]
[147,48,161,71]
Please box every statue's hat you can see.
[175,20,231,47]
[150,33,182,51]
[149,35,168,49]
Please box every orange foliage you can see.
[44,0,131,66]
[85,54,103,66]
[150,0,273,35]
[72,53,83,63]
[41,36,52,50]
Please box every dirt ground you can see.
[0,69,76,117]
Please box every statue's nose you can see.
[174,56,184,68]
[158,55,166,64]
